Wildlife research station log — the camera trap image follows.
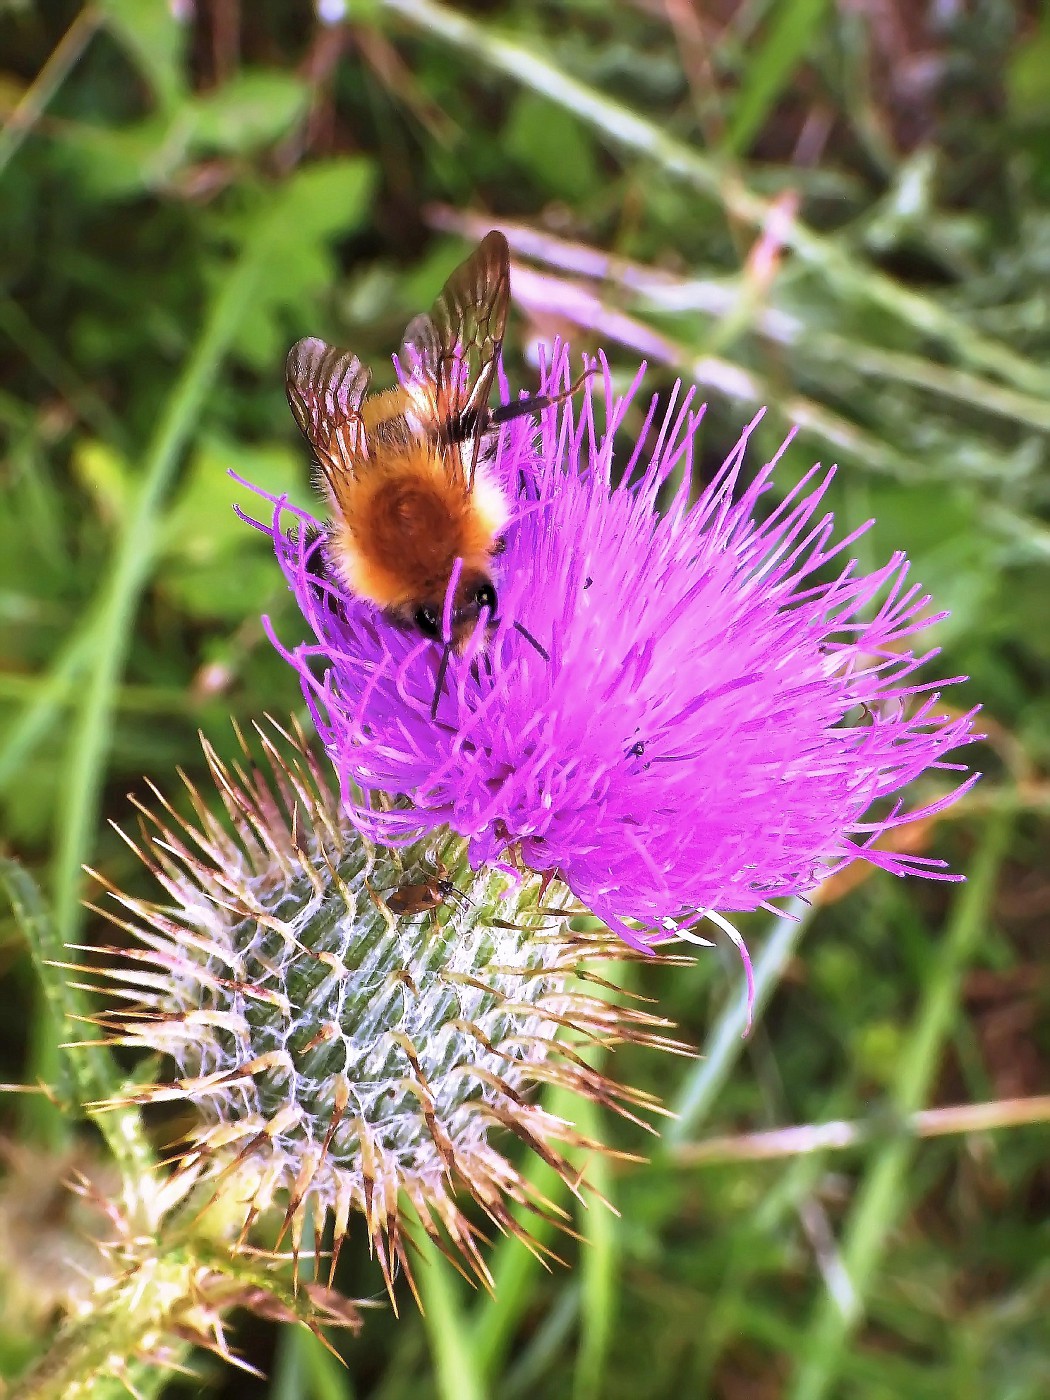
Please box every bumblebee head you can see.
[412,570,499,649]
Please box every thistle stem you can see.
[10,1255,196,1400]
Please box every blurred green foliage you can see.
[1,1,1049,1398]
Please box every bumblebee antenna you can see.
[513,620,550,662]
[431,642,453,719]
[490,365,597,426]
[430,557,464,720]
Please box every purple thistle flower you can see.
[237,349,979,973]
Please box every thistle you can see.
[241,348,979,1000]
[86,718,680,1304]
[1,1134,361,1398]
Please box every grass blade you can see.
[0,6,99,178]
[416,1233,487,1400]
[665,897,815,1148]
[0,856,152,1176]
[724,0,834,155]
[788,813,1012,1400]
[571,1092,616,1400]
[50,218,277,952]
[0,622,97,797]
[385,0,1050,398]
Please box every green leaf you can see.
[224,158,376,369]
[189,70,310,156]
[272,158,379,247]
[53,114,192,201]
[724,0,834,155]
[59,71,311,202]
[159,554,283,622]
[504,93,601,200]
[73,440,134,530]
[99,0,187,110]
[789,816,1012,1400]
[0,626,98,801]
[859,483,999,646]
[1008,7,1050,118]
[571,1091,617,1400]
[415,1231,486,1400]
[160,436,310,566]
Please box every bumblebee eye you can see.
[473,581,498,616]
[413,604,442,639]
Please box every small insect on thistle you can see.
[284,231,589,714]
[385,865,471,918]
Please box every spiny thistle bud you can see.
[86,719,682,1303]
[1,1139,360,1397]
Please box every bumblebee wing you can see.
[401,230,510,489]
[398,313,443,433]
[400,311,441,374]
[286,338,372,498]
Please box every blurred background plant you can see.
[1,1,1047,1397]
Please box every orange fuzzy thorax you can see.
[323,389,509,615]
